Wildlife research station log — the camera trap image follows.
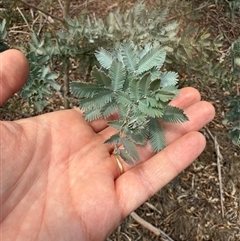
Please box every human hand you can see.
[0,50,215,241]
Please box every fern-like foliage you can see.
[71,41,188,164]
[0,19,9,53]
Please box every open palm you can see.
[0,50,215,241]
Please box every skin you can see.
[0,50,215,241]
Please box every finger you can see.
[0,50,29,106]
[116,131,206,217]
[169,86,201,108]
[162,100,215,143]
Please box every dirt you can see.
[1,0,240,240]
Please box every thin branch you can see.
[130,211,175,241]
[145,201,162,215]
[70,0,99,14]
[58,0,64,11]
[9,30,31,35]
[63,0,70,19]
[214,136,225,218]
[205,127,225,218]
[16,7,32,32]
[63,60,70,109]
[17,0,65,24]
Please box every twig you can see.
[9,30,30,35]
[205,127,225,218]
[17,0,65,24]
[63,61,70,109]
[70,0,100,15]
[205,126,215,141]
[214,136,225,218]
[58,0,64,12]
[145,201,162,215]
[130,211,175,241]
[16,7,32,32]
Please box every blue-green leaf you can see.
[129,79,140,100]
[120,41,138,72]
[138,99,163,117]
[102,102,118,119]
[138,73,151,97]
[109,59,126,91]
[162,105,189,123]
[104,133,120,144]
[120,137,140,162]
[92,67,112,87]
[79,91,113,110]
[71,82,106,98]
[119,149,135,165]
[116,91,133,106]
[84,108,102,122]
[107,120,123,130]
[125,128,148,145]
[148,118,166,152]
[136,48,166,75]
[155,90,176,102]
[95,48,113,69]
[160,71,179,87]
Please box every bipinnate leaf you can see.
[155,90,176,102]
[136,48,166,75]
[129,79,140,100]
[138,99,163,118]
[70,82,105,98]
[91,67,112,87]
[125,128,148,145]
[116,91,132,106]
[138,73,151,96]
[102,102,118,118]
[138,43,152,59]
[132,0,145,19]
[162,105,189,123]
[79,91,113,111]
[109,59,126,91]
[107,120,123,130]
[84,108,102,122]
[120,41,138,72]
[119,149,135,166]
[149,118,166,152]
[71,41,188,165]
[160,71,179,87]
[120,137,140,162]
[95,48,113,69]
[104,133,120,145]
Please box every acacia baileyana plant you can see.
[71,42,188,164]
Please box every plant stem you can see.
[63,0,70,19]
[63,60,70,109]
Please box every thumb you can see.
[0,49,29,106]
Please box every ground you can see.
[0,0,240,240]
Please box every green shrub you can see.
[214,0,240,18]
[71,42,188,164]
